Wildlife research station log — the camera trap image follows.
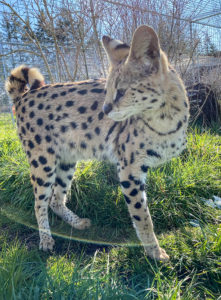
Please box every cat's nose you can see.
[103,103,113,115]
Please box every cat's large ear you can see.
[127,25,160,66]
[102,35,130,66]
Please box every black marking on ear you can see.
[115,43,130,50]
[146,48,160,60]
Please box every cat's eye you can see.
[114,89,126,103]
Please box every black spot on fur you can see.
[85,133,92,140]
[121,181,131,188]
[44,166,52,172]
[59,163,71,171]
[47,147,55,154]
[126,133,130,143]
[36,177,44,186]
[133,215,141,221]
[51,93,58,99]
[21,126,26,135]
[176,121,182,131]
[141,165,149,172]
[98,111,104,120]
[48,113,54,120]
[146,149,161,158]
[66,100,74,107]
[55,116,62,122]
[78,106,87,114]
[134,202,142,209]
[90,88,104,93]
[37,118,43,126]
[105,122,118,142]
[31,159,39,168]
[28,140,35,149]
[78,90,87,95]
[81,123,88,130]
[56,105,62,111]
[68,87,77,93]
[124,195,131,204]
[29,111,35,118]
[56,177,66,188]
[45,135,52,142]
[130,152,135,164]
[47,172,54,178]
[130,189,138,196]
[59,91,66,97]
[45,105,51,110]
[80,142,87,149]
[124,158,128,167]
[70,122,77,129]
[61,125,68,133]
[39,194,46,200]
[91,101,98,110]
[38,103,44,110]
[87,116,93,123]
[39,156,47,165]
[54,84,64,88]
[26,150,31,158]
[140,184,145,191]
[171,105,181,112]
[69,142,75,148]
[35,134,41,144]
[95,127,100,135]
[133,129,138,137]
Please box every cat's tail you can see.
[5,65,45,102]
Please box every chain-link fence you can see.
[0,0,220,128]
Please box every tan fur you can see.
[27,67,44,86]
[6,25,189,261]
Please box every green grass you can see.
[0,113,221,299]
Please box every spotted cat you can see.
[5,25,189,261]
